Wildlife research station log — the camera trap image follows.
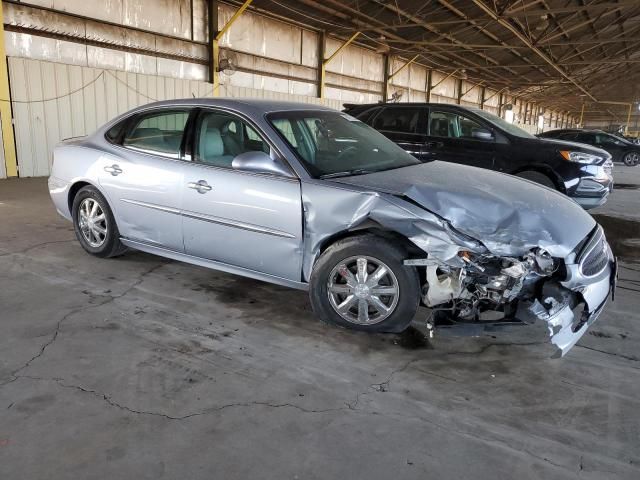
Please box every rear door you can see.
[368,106,428,160]
[423,109,496,169]
[182,108,303,281]
[99,108,191,251]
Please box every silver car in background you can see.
[48,99,616,357]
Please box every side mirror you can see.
[232,151,291,177]
[471,128,494,141]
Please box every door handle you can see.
[188,180,212,194]
[104,164,123,176]
[425,141,444,148]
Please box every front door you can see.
[98,108,191,251]
[182,109,303,281]
[424,109,496,169]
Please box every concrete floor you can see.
[1,167,639,480]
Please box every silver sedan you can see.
[48,99,616,356]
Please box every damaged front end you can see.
[307,162,615,357]
[405,225,616,357]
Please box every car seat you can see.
[199,117,234,167]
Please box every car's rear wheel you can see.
[309,235,420,333]
[516,171,556,189]
[72,185,126,258]
[623,152,639,166]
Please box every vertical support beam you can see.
[317,31,326,98]
[386,54,418,102]
[208,0,218,89]
[479,86,486,110]
[456,78,463,104]
[497,92,503,116]
[579,103,585,127]
[210,0,252,96]
[626,103,632,135]
[382,54,390,102]
[0,1,17,177]
[425,69,432,103]
[320,32,360,99]
[517,99,523,124]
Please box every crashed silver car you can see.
[48,99,616,356]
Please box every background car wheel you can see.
[623,152,639,166]
[72,185,127,258]
[309,234,420,333]
[516,171,556,189]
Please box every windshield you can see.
[470,108,536,139]
[267,110,420,178]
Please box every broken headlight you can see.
[532,247,558,275]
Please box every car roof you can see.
[345,102,477,109]
[133,98,337,114]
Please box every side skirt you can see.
[121,238,309,291]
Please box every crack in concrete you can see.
[5,372,631,475]
[1,262,166,384]
[576,345,639,363]
[346,358,422,410]
[12,375,346,420]
[0,239,76,258]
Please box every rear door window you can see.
[372,107,422,134]
[122,110,190,158]
[575,132,596,144]
[429,110,490,141]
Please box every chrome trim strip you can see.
[181,210,296,238]
[120,198,180,215]
[120,198,296,239]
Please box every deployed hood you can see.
[333,161,596,258]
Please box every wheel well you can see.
[512,166,564,193]
[67,181,91,213]
[317,226,426,284]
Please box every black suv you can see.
[538,129,640,166]
[344,103,613,209]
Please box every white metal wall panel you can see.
[23,0,193,39]
[8,57,341,177]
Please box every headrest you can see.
[200,118,224,159]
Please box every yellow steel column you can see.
[0,1,17,177]
[211,0,253,96]
[320,32,360,99]
[579,103,585,127]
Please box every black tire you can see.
[623,152,640,166]
[309,234,420,333]
[516,170,556,189]
[72,185,127,258]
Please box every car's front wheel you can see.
[623,151,639,166]
[309,235,420,333]
[72,185,126,258]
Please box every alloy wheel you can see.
[624,152,639,166]
[78,198,108,248]
[327,256,399,325]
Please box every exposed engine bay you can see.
[410,247,558,319]
[404,238,615,357]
